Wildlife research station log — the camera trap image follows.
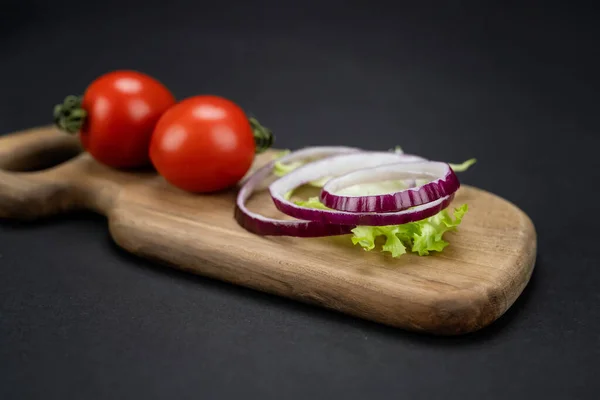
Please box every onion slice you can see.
[235,147,460,236]
[268,152,459,226]
[234,147,359,237]
[273,192,456,226]
[319,161,460,213]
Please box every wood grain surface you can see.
[0,126,537,335]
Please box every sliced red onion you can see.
[273,192,455,226]
[319,161,460,213]
[235,147,459,235]
[234,147,359,237]
[268,152,458,226]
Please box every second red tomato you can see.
[149,95,256,193]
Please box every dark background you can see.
[1,1,598,399]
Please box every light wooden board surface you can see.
[0,126,537,335]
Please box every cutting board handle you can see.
[0,127,82,219]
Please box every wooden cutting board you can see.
[0,126,537,335]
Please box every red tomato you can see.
[77,70,175,168]
[149,95,256,193]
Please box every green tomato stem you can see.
[249,116,274,154]
[53,95,87,134]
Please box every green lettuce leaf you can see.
[294,196,331,210]
[449,158,477,172]
[274,159,304,177]
[350,204,468,257]
[297,195,468,258]
[273,159,331,188]
[351,226,409,257]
